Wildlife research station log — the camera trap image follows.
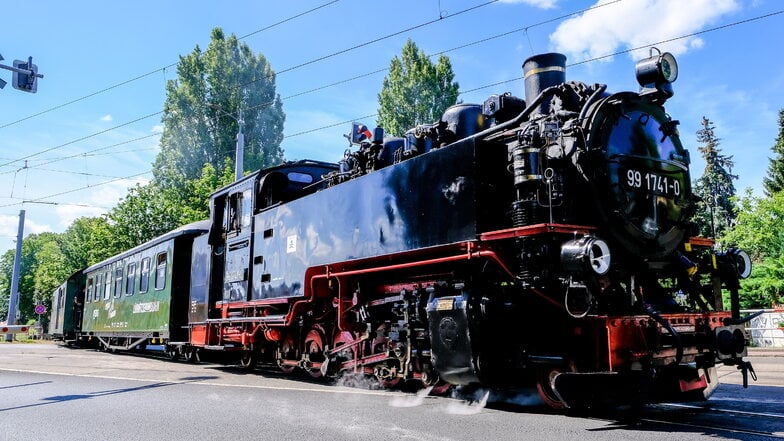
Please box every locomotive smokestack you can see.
[523,53,566,116]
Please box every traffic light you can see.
[12,59,38,93]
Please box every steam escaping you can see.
[445,388,490,415]
[389,386,434,408]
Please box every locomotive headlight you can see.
[635,48,678,86]
[716,248,753,279]
[635,48,678,100]
[560,236,612,276]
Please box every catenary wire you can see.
[0,0,344,131]
[1,8,781,210]
[15,0,622,174]
[0,0,498,171]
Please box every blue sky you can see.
[0,0,782,254]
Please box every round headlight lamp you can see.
[561,236,612,276]
[635,47,678,87]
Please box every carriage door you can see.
[223,184,254,302]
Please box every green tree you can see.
[377,39,459,136]
[691,117,737,238]
[153,27,285,190]
[60,216,115,269]
[0,233,63,325]
[105,182,183,252]
[763,108,784,196]
[721,190,784,308]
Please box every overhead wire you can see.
[0,0,344,131]
[1,7,781,211]
[0,0,499,172]
[1,0,614,177]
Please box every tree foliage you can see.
[721,190,784,308]
[2,29,285,325]
[0,233,64,326]
[377,39,459,137]
[763,108,784,196]
[691,117,737,238]
[153,27,285,190]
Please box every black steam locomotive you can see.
[50,50,754,408]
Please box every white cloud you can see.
[53,177,149,228]
[550,0,739,61]
[151,124,164,133]
[0,214,51,239]
[499,0,558,8]
[100,114,113,122]
[54,204,107,228]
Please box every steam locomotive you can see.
[50,50,755,408]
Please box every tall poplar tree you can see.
[153,27,285,190]
[763,108,784,196]
[692,117,737,238]
[377,39,459,137]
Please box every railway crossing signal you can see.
[1,325,29,334]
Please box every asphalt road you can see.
[0,344,782,441]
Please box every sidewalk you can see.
[748,347,784,357]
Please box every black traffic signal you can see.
[12,58,39,93]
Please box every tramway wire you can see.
[0,0,343,131]
[0,0,496,169]
[1,0,622,176]
[2,8,782,211]
[0,133,160,177]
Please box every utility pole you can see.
[208,101,245,181]
[235,105,244,181]
[4,210,25,342]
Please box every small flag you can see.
[352,123,373,143]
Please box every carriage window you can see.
[103,271,112,300]
[86,277,94,303]
[114,267,123,298]
[126,262,137,295]
[154,252,167,290]
[140,257,151,293]
[94,274,102,301]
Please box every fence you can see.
[743,309,784,348]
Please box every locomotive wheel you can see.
[536,363,574,409]
[239,349,257,370]
[277,334,297,374]
[326,331,358,377]
[184,346,200,363]
[304,328,326,378]
[167,345,181,361]
[374,364,401,389]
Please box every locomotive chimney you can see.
[522,53,566,116]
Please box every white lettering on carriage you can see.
[133,301,161,314]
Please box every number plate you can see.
[623,168,681,198]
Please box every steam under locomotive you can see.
[50,50,755,409]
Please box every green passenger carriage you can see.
[80,221,208,353]
[48,270,86,343]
